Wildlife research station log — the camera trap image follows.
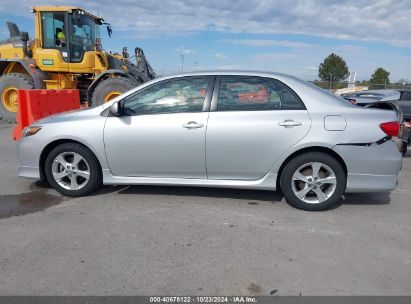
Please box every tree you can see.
[318,53,350,89]
[370,67,390,89]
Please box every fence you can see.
[311,81,411,91]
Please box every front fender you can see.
[0,59,48,89]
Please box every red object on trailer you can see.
[13,89,80,141]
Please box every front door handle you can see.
[279,120,302,127]
[183,121,204,129]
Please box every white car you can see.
[17,71,404,211]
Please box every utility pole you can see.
[180,54,184,72]
[329,72,333,90]
[348,71,356,88]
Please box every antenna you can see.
[180,54,184,72]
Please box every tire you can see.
[0,73,34,123]
[44,143,102,197]
[280,152,346,211]
[90,77,138,106]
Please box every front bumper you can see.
[17,137,43,180]
[17,165,41,180]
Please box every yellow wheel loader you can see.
[0,6,155,122]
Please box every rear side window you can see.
[217,76,304,111]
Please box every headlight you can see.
[23,126,42,137]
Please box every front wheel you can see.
[91,77,139,106]
[280,152,346,211]
[45,143,102,196]
[0,73,34,123]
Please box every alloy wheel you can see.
[51,152,90,190]
[291,162,337,204]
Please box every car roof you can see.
[152,70,312,92]
[157,70,298,80]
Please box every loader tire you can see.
[91,77,139,106]
[0,73,34,123]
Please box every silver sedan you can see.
[17,71,403,211]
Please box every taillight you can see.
[348,98,357,105]
[379,121,400,137]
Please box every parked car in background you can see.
[342,89,411,144]
[341,90,399,106]
[392,90,411,121]
[342,90,411,119]
[17,71,404,211]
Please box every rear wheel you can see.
[91,77,139,106]
[280,152,346,211]
[45,143,102,197]
[0,73,34,123]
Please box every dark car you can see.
[342,89,411,121]
[394,90,411,144]
[395,90,411,121]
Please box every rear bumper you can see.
[334,140,402,193]
[346,173,398,192]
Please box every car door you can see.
[206,76,311,180]
[104,76,213,178]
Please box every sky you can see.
[0,0,410,81]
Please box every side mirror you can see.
[20,31,29,41]
[109,100,124,116]
[20,31,30,58]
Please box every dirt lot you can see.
[0,125,410,295]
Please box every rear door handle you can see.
[183,121,204,129]
[279,120,302,127]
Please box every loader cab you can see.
[34,6,106,73]
[67,11,102,63]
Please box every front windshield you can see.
[69,14,100,62]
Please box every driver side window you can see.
[123,77,210,116]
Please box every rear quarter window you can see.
[217,76,305,111]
